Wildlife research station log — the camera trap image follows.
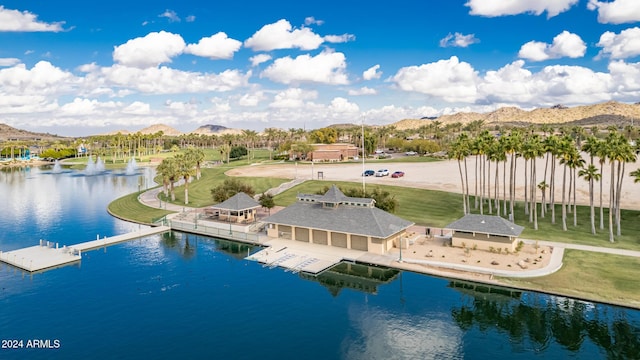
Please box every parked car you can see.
[362,169,375,177]
[405,151,417,156]
[391,171,405,178]
[375,169,389,177]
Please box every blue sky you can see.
[1,0,640,136]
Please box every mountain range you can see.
[1,101,639,141]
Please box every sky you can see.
[1,0,640,137]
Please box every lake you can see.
[0,165,639,360]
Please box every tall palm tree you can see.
[157,157,179,201]
[503,131,522,221]
[186,147,205,180]
[174,153,196,205]
[579,164,601,235]
[448,134,471,214]
[567,151,585,227]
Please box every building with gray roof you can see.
[206,192,261,224]
[264,185,414,255]
[445,214,524,252]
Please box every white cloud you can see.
[324,34,356,43]
[244,19,324,51]
[518,31,586,61]
[261,50,349,85]
[392,57,616,107]
[0,6,65,32]
[123,101,151,115]
[185,32,242,60]
[391,56,480,103]
[0,58,20,66]
[0,61,77,95]
[250,54,272,67]
[269,88,318,108]
[348,87,377,95]
[112,31,186,68]
[328,97,359,113]
[608,60,640,99]
[237,91,266,107]
[305,17,324,26]
[100,65,250,94]
[588,0,640,24]
[466,0,579,18]
[596,27,640,59]
[439,33,479,48]
[363,65,382,80]
[159,9,180,22]
[186,15,196,22]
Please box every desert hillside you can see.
[0,123,68,142]
[391,101,640,130]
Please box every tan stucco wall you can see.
[452,231,517,252]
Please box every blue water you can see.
[1,166,639,359]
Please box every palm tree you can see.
[567,151,585,227]
[174,153,196,205]
[186,147,205,180]
[157,157,179,201]
[448,134,471,214]
[558,138,576,231]
[631,168,640,188]
[579,164,601,235]
[503,131,523,221]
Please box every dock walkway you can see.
[0,226,170,272]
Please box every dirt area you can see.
[226,158,640,211]
[393,232,552,273]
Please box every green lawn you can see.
[158,167,290,208]
[501,250,640,307]
[107,190,173,225]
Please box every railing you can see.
[169,221,263,243]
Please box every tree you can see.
[229,145,248,159]
[448,133,471,214]
[186,147,205,180]
[309,127,338,144]
[258,193,275,215]
[157,157,179,201]
[579,164,601,235]
[174,153,196,205]
[211,178,255,203]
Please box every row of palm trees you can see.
[448,128,639,242]
[155,147,205,205]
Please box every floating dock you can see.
[246,239,365,275]
[0,226,170,272]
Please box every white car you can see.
[405,151,417,156]
[375,169,389,177]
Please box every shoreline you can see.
[106,159,640,309]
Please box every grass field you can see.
[501,250,640,307]
[107,190,174,225]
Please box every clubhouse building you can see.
[263,185,414,255]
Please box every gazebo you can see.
[207,192,261,224]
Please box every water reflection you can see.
[450,284,640,358]
[301,262,399,296]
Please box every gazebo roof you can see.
[445,214,524,237]
[211,192,260,211]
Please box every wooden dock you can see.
[0,226,170,272]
